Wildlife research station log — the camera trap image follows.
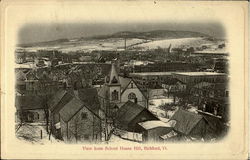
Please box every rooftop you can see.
[172,72,227,76]
[138,120,171,130]
[130,72,175,76]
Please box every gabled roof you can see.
[15,95,46,110]
[59,98,83,122]
[119,76,131,91]
[47,89,74,112]
[76,88,101,115]
[170,109,203,135]
[116,101,146,126]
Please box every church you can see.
[98,61,148,118]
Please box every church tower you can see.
[105,62,121,103]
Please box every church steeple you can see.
[104,61,121,102]
[106,62,120,85]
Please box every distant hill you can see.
[85,30,210,40]
[18,38,70,47]
[19,30,210,47]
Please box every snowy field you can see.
[148,97,174,118]
[133,37,225,50]
[16,123,62,144]
[18,37,226,53]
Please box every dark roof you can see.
[163,78,186,85]
[116,101,146,127]
[76,88,101,115]
[119,76,131,91]
[15,95,46,110]
[47,89,74,112]
[59,98,83,122]
[170,109,203,135]
[199,113,225,136]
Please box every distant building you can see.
[129,72,175,90]
[132,62,198,73]
[172,72,227,85]
[161,78,186,96]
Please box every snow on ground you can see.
[16,123,63,145]
[21,38,147,53]
[133,37,225,50]
[148,97,174,118]
[107,134,139,144]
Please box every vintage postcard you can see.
[0,0,248,159]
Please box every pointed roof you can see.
[47,89,74,112]
[59,97,83,122]
[75,88,101,115]
[119,77,131,91]
[115,101,158,131]
[106,63,120,85]
[170,109,203,135]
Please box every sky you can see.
[18,22,225,44]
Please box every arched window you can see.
[128,92,136,99]
[111,90,119,101]
[128,92,137,103]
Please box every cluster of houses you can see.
[15,57,228,143]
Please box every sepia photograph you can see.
[1,1,248,159]
[15,22,229,144]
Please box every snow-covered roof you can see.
[138,120,171,130]
[173,72,226,76]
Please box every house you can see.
[48,88,102,142]
[15,95,47,123]
[59,97,102,143]
[138,120,173,142]
[115,101,158,133]
[48,90,74,138]
[98,62,148,119]
[169,109,225,141]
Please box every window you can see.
[111,76,118,83]
[128,92,137,103]
[131,82,134,88]
[128,92,136,99]
[111,90,119,101]
[81,112,87,120]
